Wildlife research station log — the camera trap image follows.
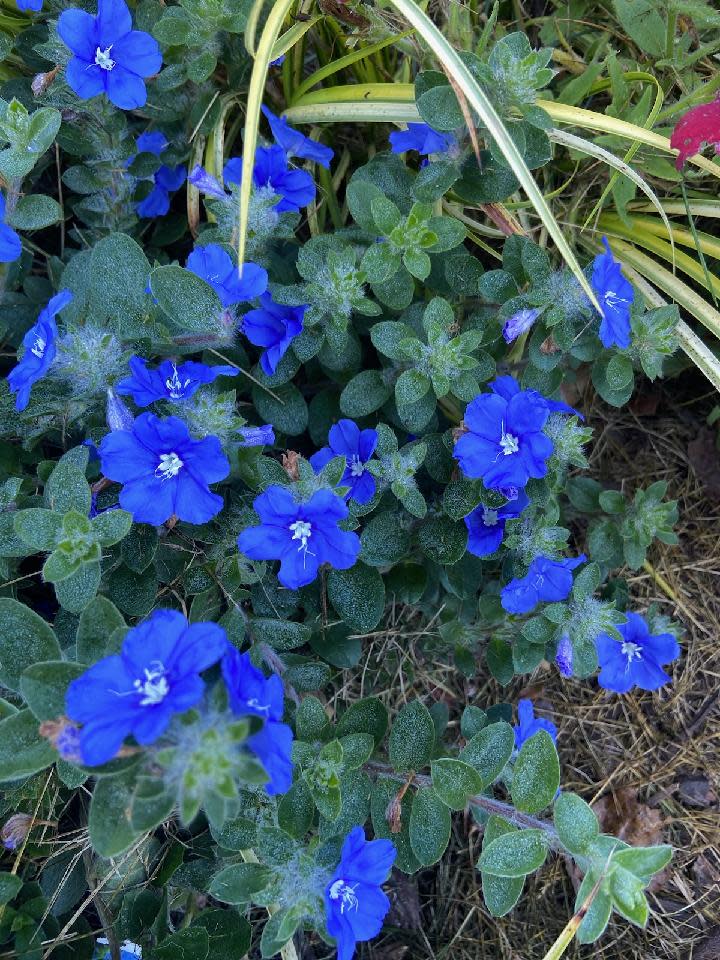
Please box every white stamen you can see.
[30,336,45,359]
[247,697,271,715]
[166,364,192,400]
[499,431,519,456]
[349,454,365,477]
[133,662,169,706]
[155,452,183,481]
[482,507,498,527]
[621,641,643,664]
[603,290,629,311]
[329,879,359,914]
[289,519,315,568]
[94,45,116,71]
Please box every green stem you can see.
[664,9,676,62]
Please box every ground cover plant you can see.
[0,0,719,957]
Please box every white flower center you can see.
[482,507,498,527]
[603,290,629,311]
[329,879,359,914]
[499,431,519,456]
[289,519,315,567]
[94,45,116,71]
[246,697,271,715]
[134,662,169,706]
[155,452,183,481]
[166,364,192,400]
[621,641,643,664]
[30,336,46,359]
[349,454,365,477]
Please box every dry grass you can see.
[334,372,720,960]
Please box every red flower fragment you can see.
[670,96,720,170]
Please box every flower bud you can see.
[555,633,574,678]
[106,388,134,432]
[2,813,33,850]
[238,424,275,447]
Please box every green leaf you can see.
[576,871,613,943]
[336,697,388,744]
[431,758,483,810]
[251,618,311,651]
[7,194,62,230]
[609,866,649,926]
[20,661,84,722]
[0,598,61,692]
[151,264,222,332]
[613,0,666,57]
[278,779,315,839]
[409,787,451,865]
[91,509,133,546]
[44,461,91,515]
[395,368,432,406]
[89,233,151,332]
[88,770,144,857]
[0,709,56,781]
[417,515,468,564]
[511,730,560,814]
[327,563,385,633]
[193,910,251,960]
[477,828,548,877]
[149,927,209,960]
[13,508,63,551]
[370,778,420,874]
[340,370,393,418]
[209,863,274,904]
[553,792,599,855]
[0,872,22,905]
[613,845,673,879]
[486,636,514,685]
[295,695,330,740]
[480,816,525,916]
[54,561,101,613]
[76,596,126,664]
[389,700,435,772]
[459,721,514,788]
[252,382,308,436]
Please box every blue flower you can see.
[106,387,134,431]
[262,105,334,169]
[325,826,396,960]
[464,490,529,558]
[389,122,456,156]
[238,424,275,447]
[222,647,293,795]
[7,290,72,411]
[99,412,230,525]
[596,612,680,694]
[116,356,238,406]
[58,0,162,110]
[591,237,634,350]
[135,130,168,155]
[187,165,226,200]
[224,145,316,212]
[238,485,361,590]
[65,610,227,766]
[454,377,553,491]
[17,0,42,10]
[242,293,306,376]
[490,374,583,420]
[0,193,22,262]
[130,132,186,217]
[309,419,378,504]
[514,699,557,750]
[502,307,540,344]
[501,554,586,615]
[94,939,142,960]
[186,244,268,309]
[555,633,573,678]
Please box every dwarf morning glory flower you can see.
[65,610,227,766]
[137,164,186,217]
[238,485,361,590]
[596,612,680,694]
[116,356,238,406]
[389,122,456,156]
[309,419,378,504]
[58,0,162,110]
[591,237,634,350]
[238,424,275,447]
[99,412,230,525]
[224,145,316,212]
[490,374,583,420]
[17,0,42,10]
[514,699,557,750]
[555,633,573,678]
[106,387,134,431]
[501,554,586,615]
[502,307,540,344]
[464,490,529,558]
[262,105,334,169]
[0,193,22,262]
[222,647,293,795]
[7,290,72,411]
[454,379,553,491]
[270,54,285,67]
[242,293,306,376]
[188,165,227,200]
[186,244,268,309]
[135,130,167,155]
[325,826,396,960]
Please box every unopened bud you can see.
[106,388,134,432]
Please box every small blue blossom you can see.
[262,105,334,169]
[514,699,557,750]
[65,610,227,766]
[238,424,275,447]
[555,633,574,678]
[269,54,285,67]
[135,131,167,155]
[106,387,134,431]
[99,412,230,525]
[242,293,306,376]
[224,145,316,212]
[596,612,680,694]
[490,374,583,420]
[238,485,361,590]
[58,0,162,110]
[222,647,294,795]
[325,826,396,960]
[454,376,554,491]
[17,0,42,11]
[591,237,634,350]
[501,554,586,615]
[502,307,540,344]
[309,419,378,504]
[464,490,529,558]
[0,193,22,262]
[188,164,227,200]
[130,131,186,217]
[116,356,238,407]
[186,244,268,308]
[7,290,73,411]
[389,122,456,156]
[94,939,142,960]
